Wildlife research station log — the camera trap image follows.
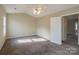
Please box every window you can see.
[75,22,78,31]
[3,16,6,36]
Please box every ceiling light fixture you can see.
[33,7,42,15]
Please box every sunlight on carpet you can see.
[17,38,47,43]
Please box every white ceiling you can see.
[2,4,79,18]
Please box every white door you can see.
[50,17,62,45]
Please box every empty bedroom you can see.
[0,4,79,55]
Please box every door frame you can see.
[61,13,79,45]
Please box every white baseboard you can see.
[36,34,49,40]
[6,34,36,39]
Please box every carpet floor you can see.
[0,35,79,55]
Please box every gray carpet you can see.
[0,35,79,55]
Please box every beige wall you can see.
[7,13,36,38]
[37,16,50,39]
[37,6,79,40]
[0,5,6,50]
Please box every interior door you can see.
[50,17,62,45]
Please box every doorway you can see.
[62,14,78,45]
